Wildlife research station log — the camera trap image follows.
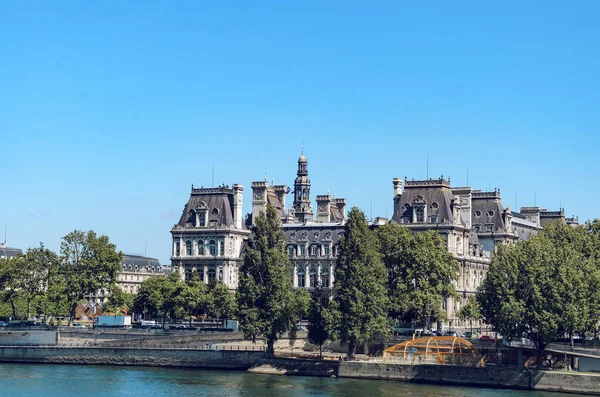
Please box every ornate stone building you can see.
[170,184,250,290]
[390,176,576,328]
[0,242,22,259]
[251,152,347,290]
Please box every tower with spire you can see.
[293,149,314,223]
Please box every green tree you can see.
[207,281,235,327]
[477,223,597,369]
[17,244,60,319]
[0,256,24,319]
[334,207,390,360]
[177,273,209,326]
[236,204,295,357]
[376,224,458,329]
[457,295,481,334]
[288,288,312,349]
[307,285,337,360]
[60,230,122,324]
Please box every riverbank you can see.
[1,345,598,395]
[0,346,266,369]
[249,358,600,396]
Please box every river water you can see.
[0,364,586,397]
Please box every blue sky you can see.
[2,1,599,264]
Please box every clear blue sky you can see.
[2,1,599,264]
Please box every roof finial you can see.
[264,173,268,182]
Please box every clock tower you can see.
[293,151,314,223]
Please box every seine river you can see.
[0,364,586,397]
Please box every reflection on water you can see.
[0,364,585,397]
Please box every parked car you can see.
[479,335,495,341]
[0,321,7,327]
[463,331,474,339]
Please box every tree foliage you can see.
[307,285,338,360]
[236,204,295,357]
[334,207,390,360]
[60,230,122,323]
[477,221,600,368]
[457,295,481,333]
[376,223,458,328]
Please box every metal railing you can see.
[0,343,266,351]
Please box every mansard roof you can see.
[175,185,237,229]
[471,190,507,232]
[393,178,454,224]
[0,243,22,258]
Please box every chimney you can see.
[316,194,332,222]
[332,198,347,220]
[232,184,244,229]
[251,181,268,226]
[273,185,287,211]
[393,178,403,198]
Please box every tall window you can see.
[208,268,216,281]
[198,211,206,227]
[321,267,330,287]
[209,240,217,256]
[297,269,305,288]
[186,241,192,255]
[199,269,204,282]
[310,244,319,256]
[416,207,424,222]
[219,241,224,256]
[299,244,306,256]
[175,242,180,256]
[309,267,317,288]
[185,269,192,281]
[323,244,330,256]
[198,240,204,255]
[288,245,295,257]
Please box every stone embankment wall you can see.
[94,332,246,347]
[0,346,266,369]
[249,359,600,396]
[0,330,58,345]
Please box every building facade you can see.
[251,153,347,290]
[170,184,250,290]
[117,254,169,295]
[390,176,575,327]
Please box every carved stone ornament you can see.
[318,205,326,212]
[254,192,263,200]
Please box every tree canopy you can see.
[334,207,390,360]
[236,204,295,356]
[477,221,600,368]
[376,223,458,328]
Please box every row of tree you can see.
[236,204,459,359]
[477,220,600,368]
[0,230,122,324]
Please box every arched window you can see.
[297,268,305,288]
[309,266,317,288]
[416,207,424,222]
[186,241,192,255]
[209,240,217,256]
[321,267,330,288]
[208,268,216,280]
[198,240,204,256]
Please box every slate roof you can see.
[393,178,455,224]
[282,222,345,246]
[471,191,507,232]
[176,186,238,229]
[0,244,22,259]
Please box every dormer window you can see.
[198,211,207,227]
[288,245,295,257]
[415,207,425,222]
